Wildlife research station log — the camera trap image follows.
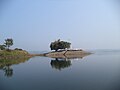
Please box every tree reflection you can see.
[50,58,72,70]
[3,64,13,77]
[0,57,30,77]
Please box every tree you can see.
[50,39,71,51]
[0,45,6,50]
[4,38,13,50]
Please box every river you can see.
[0,50,120,90]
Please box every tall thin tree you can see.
[4,38,13,50]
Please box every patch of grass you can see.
[0,50,30,59]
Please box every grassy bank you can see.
[0,50,32,59]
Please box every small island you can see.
[45,50,91,59]
[0,38,91,59]
[44,39,91,58]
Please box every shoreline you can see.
[0,50,92,59]
[44,50,92,58]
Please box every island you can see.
[44,49,91,59]
[0,38,91,59]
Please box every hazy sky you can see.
[0,0,120,51]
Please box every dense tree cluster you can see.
[50,39,71,51]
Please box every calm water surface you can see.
[0,50,120,90]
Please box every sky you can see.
[0,0,120,51]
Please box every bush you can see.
[0,45,6,50]
[14,48,23,51]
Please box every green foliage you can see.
[0,50,29,58]
[0,45,6,50]
[50,39,71,51]
[4,38,13,50]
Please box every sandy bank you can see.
[45,50,91,59]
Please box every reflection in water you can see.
[50,54,88,70]
[51,58,72,70]
[0,57,30,77]
[1,51,120,90]
[3,64,13,77]
[48,52,90,59]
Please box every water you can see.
[0,50,120,90]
